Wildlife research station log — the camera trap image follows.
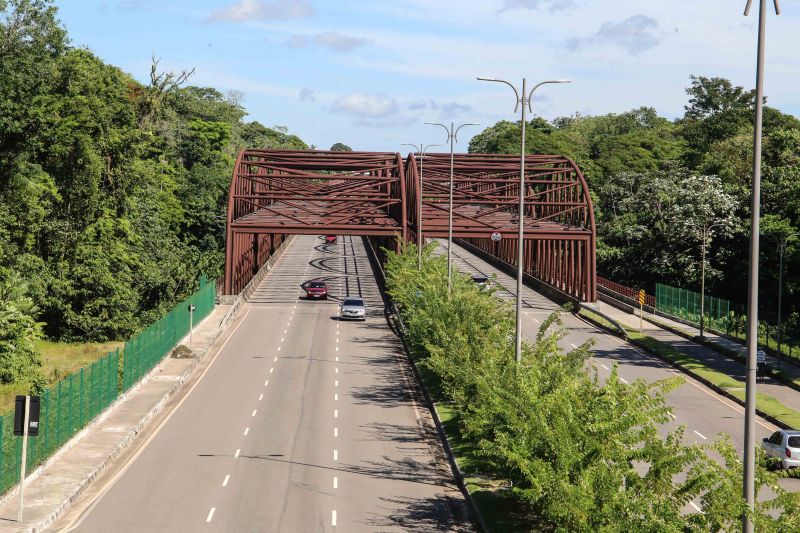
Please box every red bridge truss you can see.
[224,149,596,301]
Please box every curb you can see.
[363,238,484,533]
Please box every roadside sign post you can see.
[638,290,645,333]
[14,395,40,522]
[188,304,197,348]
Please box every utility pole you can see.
[426,122,478,294]
[742,1,780,531]
[402,142,441,270]
[477,77,571,363]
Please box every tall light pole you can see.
[426,122,478,293]
[690,220,727,338]
[477,77,571,363]
[743,1,780,531]
[402,142,441,270]
[774,231,798,369]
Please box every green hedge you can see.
[386,242,800,532]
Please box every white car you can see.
[761,429,800,469]
[339,297,366,321]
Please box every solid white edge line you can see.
[222,475,230,487]
[694,430,708,440]
[689,501,702,512]
[620,377,628,384]
[206,507,216,523]
[601,364,610,371]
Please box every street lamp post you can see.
[426,122,478,294]
[402,142,441,270]
[742,1,780,531]
[477,77,571,363]
[775,231,799,369]
[693,221,726,338]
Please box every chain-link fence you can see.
[655,283,746,334]
[0,277,215,495]
[0,348,119,494]
[122,276,215,391]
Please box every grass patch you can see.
[37,340,123,383]
[0,340,122,414]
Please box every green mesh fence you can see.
[0,276,215,496]
[655,283,744,333]
[0,348,120,495]
[122,276,215,391]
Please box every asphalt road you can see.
[61,235,469,532]
[435,239,800,499]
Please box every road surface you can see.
[60,235,470,532]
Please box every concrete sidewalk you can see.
[0,303,234,532]
[598,301,800,418]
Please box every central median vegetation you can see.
[385,242,800,531]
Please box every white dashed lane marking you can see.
[235,449,240,458]
[244,427,250,436]
[694,430,707,440]
[222,475,230,487]
[206,507,216,523]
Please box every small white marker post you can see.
[18,395,30,522]
[188,304,196,348]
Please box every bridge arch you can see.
[404,152,596,301]
[224,149,596,301]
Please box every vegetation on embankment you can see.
[387,242,800,532]
[0,1,307,389]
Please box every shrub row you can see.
[385,243,800,532]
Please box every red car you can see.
[325,235,337,245]
[305,280,328,299]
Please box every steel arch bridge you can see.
[224,149,596,301]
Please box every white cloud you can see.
[313,31,368,51]
[298,88,315,102]
[285,34,308,47]
[501,0,578,11]
[210,0,314,22]
[332,93,398,118]
[567,14,661,56]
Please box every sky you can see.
[56,0,800,152]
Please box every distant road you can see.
[60,235,470,532]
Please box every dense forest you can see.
[0,1,307,382]
[469,78,800,331]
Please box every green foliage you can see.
[330,142,352,151]
[386,243,800,530]
[0,1,307,376]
